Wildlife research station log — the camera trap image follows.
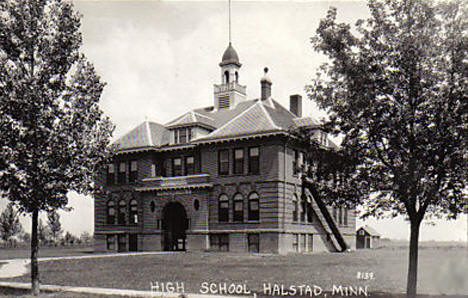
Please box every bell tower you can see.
[213,0,246,110]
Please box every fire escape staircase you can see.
[302,176,348,252]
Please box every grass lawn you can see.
[0,246,101,260]
[3,245,466,297]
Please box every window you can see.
[218,194,229,222]
[293,150,304,175]
[320,131,327,146]
[248,234,260,253]
[344,208,348,226]
[185,156,194,175]
[233,193,243,222]
[301,234,307,252]
[248,147,259,174]
[129,160,138,183]
[194,199,200,211]
[293,150,299,175]
[174,129,179,144]
[173,158,182,176]
[179,128,187,144]
[233,148,244,174]
[292,194,298,222]
[107,200,115,224]
[106,235,115,250]
[118,234,126,252]
[118,200,126,225]
[248,193,259,221]
[150,162,157,177]
[129,199,138,224]
[218,150,229,175]
[292,234,299,252]
[150,201,156,213]
[308,234,313,252]
[174,128,192,144]
[300,201,306,222]
[118,162,126,184]
[210,234,229,251]
[106,164,115,185]
[307,201,313,223]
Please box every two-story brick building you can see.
[94,42,356,254]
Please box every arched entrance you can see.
[162,202,188,251]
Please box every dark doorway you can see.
[162,202,188,251]
[129,234,138,251]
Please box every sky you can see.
[2,0,466,242]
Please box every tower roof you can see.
[220,42,241,67]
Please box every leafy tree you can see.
[62,231,80,246]
[79,231,93,245]
[0,0,113,295]
[0,202,23,246]
[307,0,467,296]
[20,231,31,244]
[47,211,62,245]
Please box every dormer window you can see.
[173,127,193,144]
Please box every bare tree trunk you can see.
[31,209,40,296]
[406,219,421,297]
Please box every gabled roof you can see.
[193,99,258,128]
[112,121,169,151]
[293,116,320,128]
[165,111,215,129]
[114,97,336,153]
[194,100,281,141]
[358,225,381,237]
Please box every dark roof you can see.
[358,226,381,237]
[220,42,241,67]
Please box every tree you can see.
[47,211,62,245]
[79,231,92,245]
[307,0,467,296]
[0,0,114,295]
[37,219,50,245]
[0,202,23,246]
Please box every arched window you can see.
[235,71,239,83]
[292,194,298,222]
[107,200,115,224]
[218,194,229,222]
[129,199,138,224]
[248,193,259,221]
[233,193,244,222]
[224,71,230,84]
[118,200,126,225]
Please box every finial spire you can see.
[229,0,232,43]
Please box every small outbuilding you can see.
[356,226,381,249]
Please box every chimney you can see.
[260,67,272,100]
[290,94,302,117]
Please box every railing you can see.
[141,173,210,189]
[214,82,246,94]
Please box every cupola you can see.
[213,42,246,110]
